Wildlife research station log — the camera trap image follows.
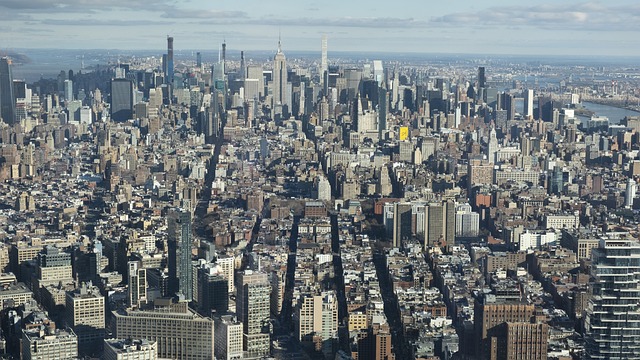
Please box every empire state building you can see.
[272,40,288,117]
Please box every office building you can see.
[626,178,636,208]
[237,270,271,358]
[66,282,105,352]
[103,338,158,360]
[455,203,480,238]
[167,36,174,86]
[215,315,243,360]
[478,67,486,89]
[34,246,73,300]
[321,35,328,87]
[0,57,16,125]
[168,208,193,301]
[424,201,455,248]
[524,89,534,118]
[197,265,228,316]
[64,79,73,101]
[22,325,78,360]
[272,39,288,116]
[128,260,147,309]
[392,203,412,248]
[474,295,547,360]
[217,255,235,294]
[356,322,394,360]
[295,290,338,344]
[110,78,133,122]
[112,306,214,360]
[584,236,640,359]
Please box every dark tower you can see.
[221,40,227,74]
[0,57,16,125]
[110,78,133,122]
[167,208,193,301]
[167,36,174,85]
[478,67,486,89]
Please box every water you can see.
[580,101,640,124]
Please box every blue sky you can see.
[1,0,640,56]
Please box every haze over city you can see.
[1,0,640,56]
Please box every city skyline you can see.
[1,1,640,56]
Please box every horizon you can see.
[1,1,640,57]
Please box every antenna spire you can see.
[277,29,282,53]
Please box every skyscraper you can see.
[110,78,133,122]
[584,236,640,359]
[168,208,193,301]
[64,79,73,102]
[237,270,271,358]
[392,203,412,248]
[321,35,328,87]
[524,89,534,118]
[626,178,636,208]
[128,260,147,309]
[487,126,498,163]
[424,201,455,248]
[474,296,547,360]
[0,57,16,125]
[272,39,288,116]
[66,282,105,353]
[478,66,486,89]
[294,290,338,344]
[166,36,174,85]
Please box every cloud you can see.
[161,8,249,19]
[0,0,172,12]
[248,16,429,29]
[430,2,640,31]
[40,19,168,26]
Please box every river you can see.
[579,101,640,124]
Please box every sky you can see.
[1,0,640,57]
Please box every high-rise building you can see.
[295,291,338,342]
[272,39,288,116]
[321,35,328,87]
[34,246,73,300]
[584,236,640,359]
[455,203,480,238]
[487,127,498,163]
[197,265,228,316]
[424,201,455,248]
[66,282,105,352]
[110,78,133,122]
[356,322,394,360]
[166,36,174,86]
[64,79,73,102]
[128,260,147,309]
[168,208,193,301]
[478,66,486,89]
[626,178,636,208]
[216,255,235,294]
[0,57,16,125]
[236,270,271,358]
[392,203,412,248]
[474,296,547,360]
[524,89,534,118]
[214,315,243,360]
[317,175,332,201]
[112,306,215,360]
